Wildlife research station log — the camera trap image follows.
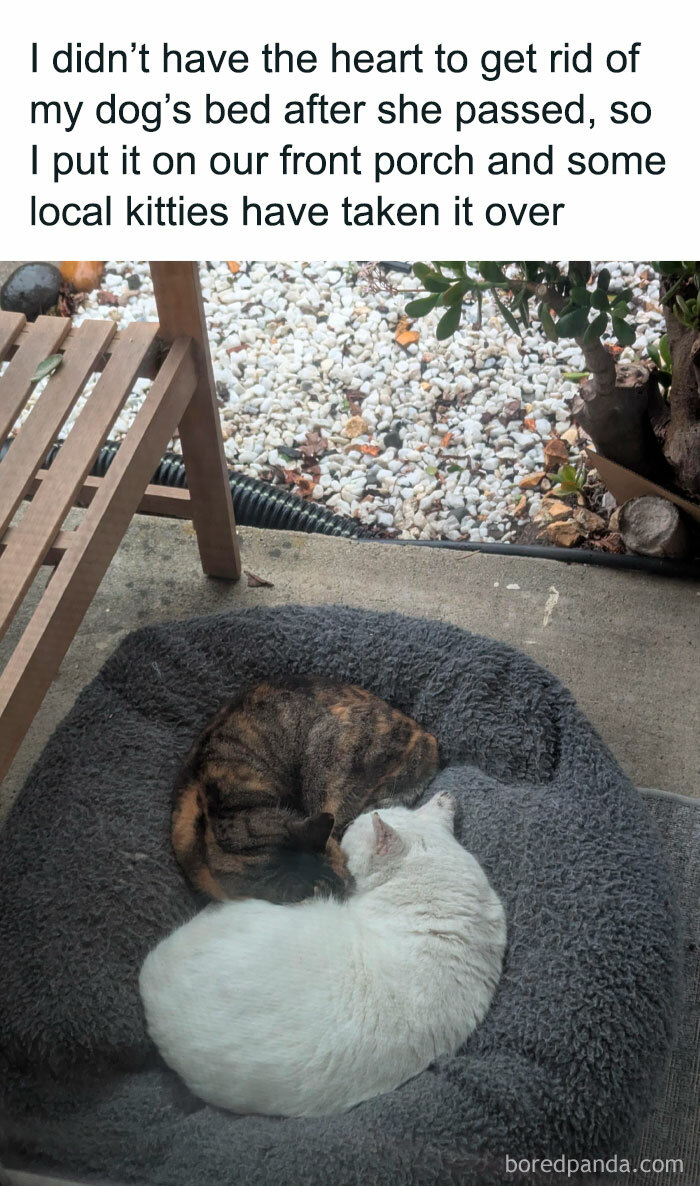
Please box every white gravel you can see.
[61,261,668,540]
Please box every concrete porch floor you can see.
[1,516,698,818]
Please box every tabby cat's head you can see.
[215,812,349,904]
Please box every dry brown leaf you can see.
[245,570,274,588]
[299,431,329,462]
[394,316,420,347]
[360,443,381,456]
[440,431,454,448]
[514,495,528,517]
[560,426,579,447]
[294,477,316,498]
[227,262,240,274]
[523,416,536,432]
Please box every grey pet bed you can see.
[0,606,680,1186]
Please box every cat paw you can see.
[432,791,456,814]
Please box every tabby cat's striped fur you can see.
[171,678,439,903]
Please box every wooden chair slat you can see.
[0,524,74,564]
[7,322,162,379]
[0,311,27,363]
[0,316,72,446]
[22,470,192,518]
[0,322,159,643]
[1,482,191,565]
[0,337,198,781]
[0,320,116,539]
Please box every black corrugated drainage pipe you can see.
[0,438,372,539]
[2,438,698,577]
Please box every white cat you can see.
[139,791,506,1117]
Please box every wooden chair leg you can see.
[149,262,241,580]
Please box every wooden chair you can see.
[0,262,240,784]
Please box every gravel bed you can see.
[39,261,670,541]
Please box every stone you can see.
[543,437,570,470]
[541,499,573,522]
[519,471,546,489]
[573,508,605,535]
[343,416,368,439]
[0,263,62,321]
[546,521,582,547]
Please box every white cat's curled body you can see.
[139,792,506,1117]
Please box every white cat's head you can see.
[341,791,457,891]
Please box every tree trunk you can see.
[572,363,674,486]
[662,305,700,497]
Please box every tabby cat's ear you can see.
[289,812,335,852]
[372,813,404,858]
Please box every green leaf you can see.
[612,317,636,347]
[436,302,462,340]
[425,465,438,476]
[405,295,439,317]
[538,302,559,342]
[423,275,452,293]
[434,261,466,275]
[479,261,506,284]
[556,307,590,338]
[570,286,591,307]
[413,262,432,282]
[596,268,611,291]
[659,334,671,369]
[31,354,63,382]
[610,300,630,318]
[647,342,661,368]
[591,290,609,312]
[441,279,471,306]
[583,311,608,344]
[447,464,462,473]
[562,371,590,381]
[657,262,684,274]
[551,463,586,496]
[493,293,520,336]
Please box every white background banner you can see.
[0,0,693,257]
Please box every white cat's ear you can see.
[419,791,456,825]
[372,813,404,857]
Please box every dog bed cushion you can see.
[0,606,679,1185]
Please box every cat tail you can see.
[171,782,226,900]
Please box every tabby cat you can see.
[171,678,439,903]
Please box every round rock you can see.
[0,262,63,321]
